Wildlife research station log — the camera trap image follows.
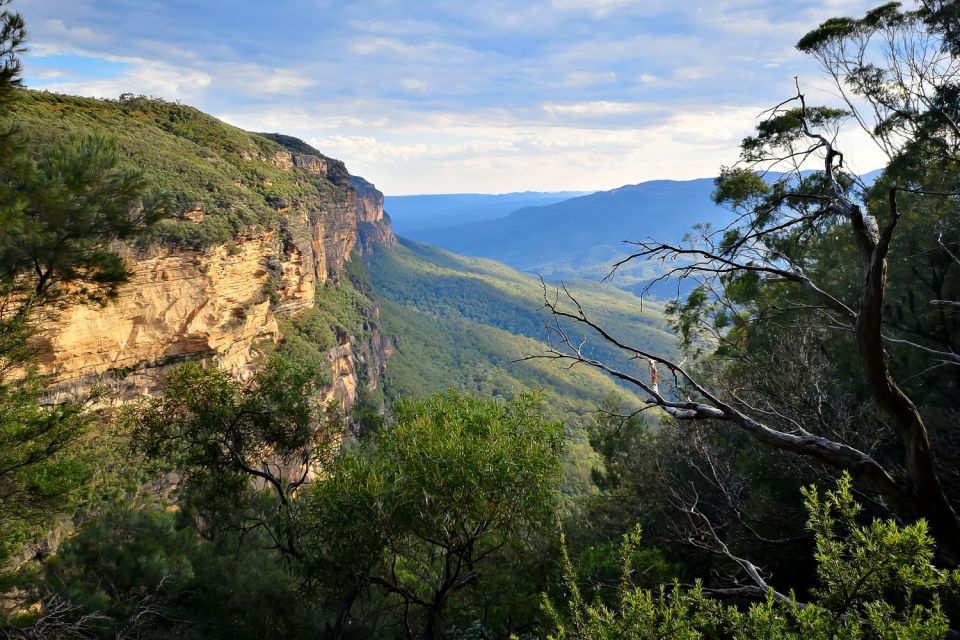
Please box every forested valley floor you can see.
[2,1,960,638]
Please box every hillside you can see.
[364,238,676,492]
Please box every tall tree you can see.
[0,0,165,561]
[130,355,341,555]
[298,391,564,639]
[536,2,960,566]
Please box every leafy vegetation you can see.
[4,1,960,639]
[546,476,960,639]
[13,90,339,249]
[364,238,676,495]
[128,355,342,552]
[299,391,565,639]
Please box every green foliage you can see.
[299,391,565,638]
[575,399,818,603]
[0,373,93,561]
[741,107,849,160]
[1,134,167,303]
[19,503,320,639]
[44,504,200,620]
[546,477,959,639]
[0,0,24,110]
[796,16,860,52]
[365,239,675,498]
[544,528,724,640]
[921,0,960,54]
[11,90,340,250]
[797,3,905,53]
[712,167,769,209]
[802,474,958,619]
[129,354,340,543]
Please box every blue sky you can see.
[17,0,885,194]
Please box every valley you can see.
[362,237,676,494]
[397,178,730,299]
[4,1,959,637]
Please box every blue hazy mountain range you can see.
[407,178,719,267]
[384,191,591,233]
[397,178,723,297]
[391,170,884,299]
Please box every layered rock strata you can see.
[38,151,394,407]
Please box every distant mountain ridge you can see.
[405,178,722,268]
[400,171,884,298]
[398,178,724,299]
[385,191,590,233]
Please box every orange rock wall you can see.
[38,155,394,406]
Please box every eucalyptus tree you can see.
[0,0,165,560]
[298,391,564,639]
[536,1,960,566]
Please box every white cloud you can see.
[348,37,417,56]
[30,68,67,79]
[400,78,428,93]
[215,64,315,95]
[34,18,100,49]
[541,100,660,116]
[547,0,661,18]
[561,70,617,87]
[33,60,211,101]
[673,66,714,81]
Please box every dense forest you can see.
[2,0,960,638]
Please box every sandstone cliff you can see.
[353,175,397,253]
[37,138,395,408]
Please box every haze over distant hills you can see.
[384,191,590,233]
[395,178,727,298]
[392,171,885,299]
[408,178,720,265]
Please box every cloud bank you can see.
[17,0,886,194]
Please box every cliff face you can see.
[38,144,395,407]
[353,175,397,253]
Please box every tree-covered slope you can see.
[364,238,676,493]
[13,90,344,249]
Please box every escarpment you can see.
[25,94,395,407]
[353,175,397,252]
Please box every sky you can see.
[16,0,887,195]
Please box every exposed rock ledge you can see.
[36,165,395,408]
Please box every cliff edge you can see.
[16,92,394,407]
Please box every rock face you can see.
[38,152,395,407]
[324,302,393,412]
[353,175,397,253]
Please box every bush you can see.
[545,474,960,639]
